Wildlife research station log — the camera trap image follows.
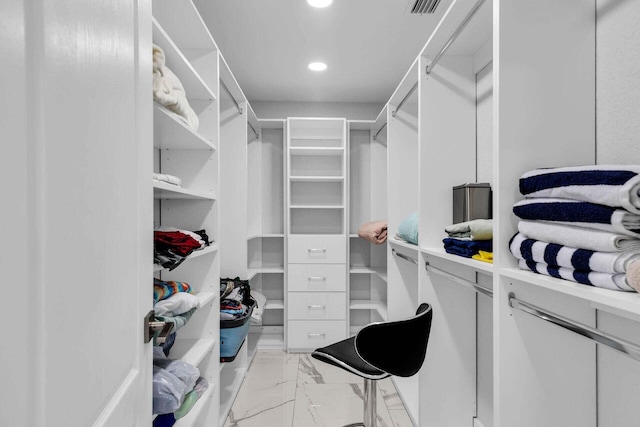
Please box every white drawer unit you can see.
[287,292,347,320]
[287,320,347,351]
[288,263,347,291]
[288,235,346,264]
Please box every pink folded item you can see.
[358,220,388,245]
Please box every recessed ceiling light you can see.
[307,0,333,8]
[308,62,327,71]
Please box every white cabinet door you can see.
[1,1,153,425]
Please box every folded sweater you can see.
[445,219,493,240]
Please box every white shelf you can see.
[265,300,285,310]
[501,267,640,318]
[154,244,218,272]
[248,328,285,349]
[247,267,285,281]
[389,237,419,252]
[152,19,216,101]
[153,181,216,200]
[196,292,217,308]
[153,104,216,151]
[421,247,493,274]
[152,0,218,52]
[289,147,345,156]
[290,204,344,209]
[350,267,388,282]
[247,233,284,241]
[350,299,387,319]
[289,176,344,183]
[169,338,217,369]
[173,383,216,427]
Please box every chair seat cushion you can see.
[312,337,391,380]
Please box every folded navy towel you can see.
[513,198,640,238]
[519,165,640,214]
[518,259,634,292]
[509,232,640,274]
[443,238,492,258]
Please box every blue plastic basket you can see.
[220,300,254,362]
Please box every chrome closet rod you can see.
[425,0,488,74]
[508,293,640,362]
[392,248,418,265]
[372,122,387,141]
[248,121,259,140]
[391,82,418,118]
[220,80,243,114]
[425,263,493,298]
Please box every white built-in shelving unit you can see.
[152,0,221,425]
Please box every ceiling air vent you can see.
[410,0,441,14]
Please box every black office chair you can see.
[311,303,433,427]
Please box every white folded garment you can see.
[519,165,640,214]
[250,290,267,324]
[518,220,640,253]
[445,219,493,240]
[154,292,201,316]
[153,173,182,187]
[152,44,199,131]
[509,232,640,274]
[518,259,634,292]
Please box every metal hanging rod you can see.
[392,248,418,265]
[425,263,493,298]
[508,293,640,363]
[391,82,418,118]
[425,0,488,75]
[220,80,243,114]
[248,122,259,140]
[372,122,387,141]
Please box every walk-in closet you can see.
[5,0,640,426]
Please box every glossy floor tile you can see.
[225,350,414,427]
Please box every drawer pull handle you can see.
[308,276,326,281]
[308,305,326,310]
[308,248,327,253]
[308,333,326,338]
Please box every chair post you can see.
[363,378,377,427]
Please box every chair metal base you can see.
[341,378,378,427]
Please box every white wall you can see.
[476,63,493,184]
[596,0,640,164]
[251,100,384,121]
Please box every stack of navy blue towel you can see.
[510,165,640,292]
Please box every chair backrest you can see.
[354,303,432,377]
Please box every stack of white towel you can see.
[510,165,640,292]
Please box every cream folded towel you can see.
[153,173,182,187]
[153,44,199,131]
[518,220,640,253]
[445,219,493,240]
[358,220,388,245]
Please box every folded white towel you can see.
[519,165,640,214]
[153,173,182,187]
[509,232,640,274]
[518,259,634,292]
[445,219,493,240]
[518,220,640,252]
[250,290,267,325]
[152,44,199,131]
[154,292,201,316]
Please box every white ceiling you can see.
[195,0,459,104]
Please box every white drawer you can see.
[288,235,346,264]
[287,320,347,351]
[288,264,347,291]
[287,292,346,320]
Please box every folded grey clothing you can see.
[445,219,493,240]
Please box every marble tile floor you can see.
[224,350,414,427]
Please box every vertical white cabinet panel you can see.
[494,0,596,426]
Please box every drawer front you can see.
[288,235,346,264]
[288,264,347,291]
[287,292,346,320]
[287,320,347,351]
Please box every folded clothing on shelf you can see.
[513,198,640,238]
[153,173,182,187]
[443,237,493,258]
[519,165,640,214]
[445,218,493,241]
[397,212,418,245]
[357,220,388,244]
[154,278,194,303]
[510,232,640,274]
